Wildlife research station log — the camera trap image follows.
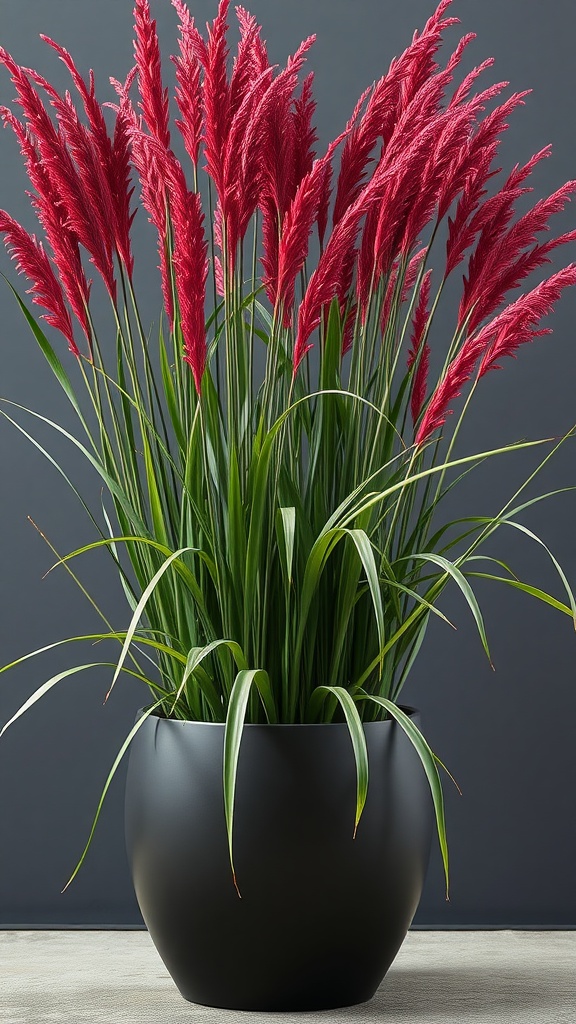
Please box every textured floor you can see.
[1,930,575,1023]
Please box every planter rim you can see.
[138,704,418,727]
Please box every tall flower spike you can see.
[28,68,117,298]
[134,0,171,147]
[220,62,274,268]
[247,36,315,298]
[416,264,576,445]
[171,0,204,169]
[0,210,77,354]
[292,73,318,187]
[1,105,92,342]
[202,0,232,199]
[107,71,138,278]
[445,93,533,278]
[40,36,135,276]
[294,151,393,372]
[378,248,428,334]
[127,125,174,324]
[462,173,576,332]
[229,7,268,118]
[275,135,343,323]
[477,265,576,377]
[245,35,316,214]
[236,6,269,77]
[168,161,209,393]
[114,65,175,325]
[0,47,115,298]
[333,1,458,227]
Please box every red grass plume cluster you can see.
[0,1,574,415]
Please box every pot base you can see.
[180,988,377,1012]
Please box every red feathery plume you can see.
[293,154,392,372]
[27,68,117,298]
[107,70,138,278]
[214,253,225,297]
[260,194,280,307]
[292,72,318,187]
[0,47,116,299]
[449,57,495,108]
[477,266,576,376]
[1,106,92,341]
[333,1,458,227]
[402,248,429,300]
[114,69,174,324]
[134,0,170,148]
[316,159,333,251]
[294,199,364,372]
[416,265,576,444]
[220,61,273,265]
[357,203,380,319]
[341,304,358,356]
[201,2,276,277]
[246,35,315,213]
[462,176,576,332]
[128,127,174,323]
[407,270,432,423]
[169,162,209,393]
[246,36,315,296]
[235,6,268,77]
[426,79,508,227]
[368,31,484,280]
[229,6,268,117]
[173,0,208,63]
[202,0,231,199]
[415,335,485,445]
[445,93,530,277]
[171,0,204,169]
[379,247,429,332]
[273,136,342,321]
[0,210,77,354]
[371,114,441,281]
[40,36,135,277]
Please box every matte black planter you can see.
[124,710,432,1011]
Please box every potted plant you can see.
[1,0,575,1011]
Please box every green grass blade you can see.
[62,700,165,891]
[402,551,491,664]
[475,518,576,627]
[338,438,552,529]
[275,507,296,588]
[0,400,150,536]
[3,279,93,439]
[0,664,111,737]
[465,572,574,617]
[357,694,449,896]
[171,638,249,711]
[307,684,368,836]
[106,546,200,702]
[223,668,275,896]
[159,323,186,451]
[346,529,385,659]
[0,408,108,542]
[101,497,139,612]
[0,634,186,682]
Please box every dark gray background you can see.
[1,0,575,928]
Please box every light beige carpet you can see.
[1,930,575,1023]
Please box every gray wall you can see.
[1,0,575,927]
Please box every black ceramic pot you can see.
[124,709,432,1011]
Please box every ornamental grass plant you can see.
[1,0,575,893]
